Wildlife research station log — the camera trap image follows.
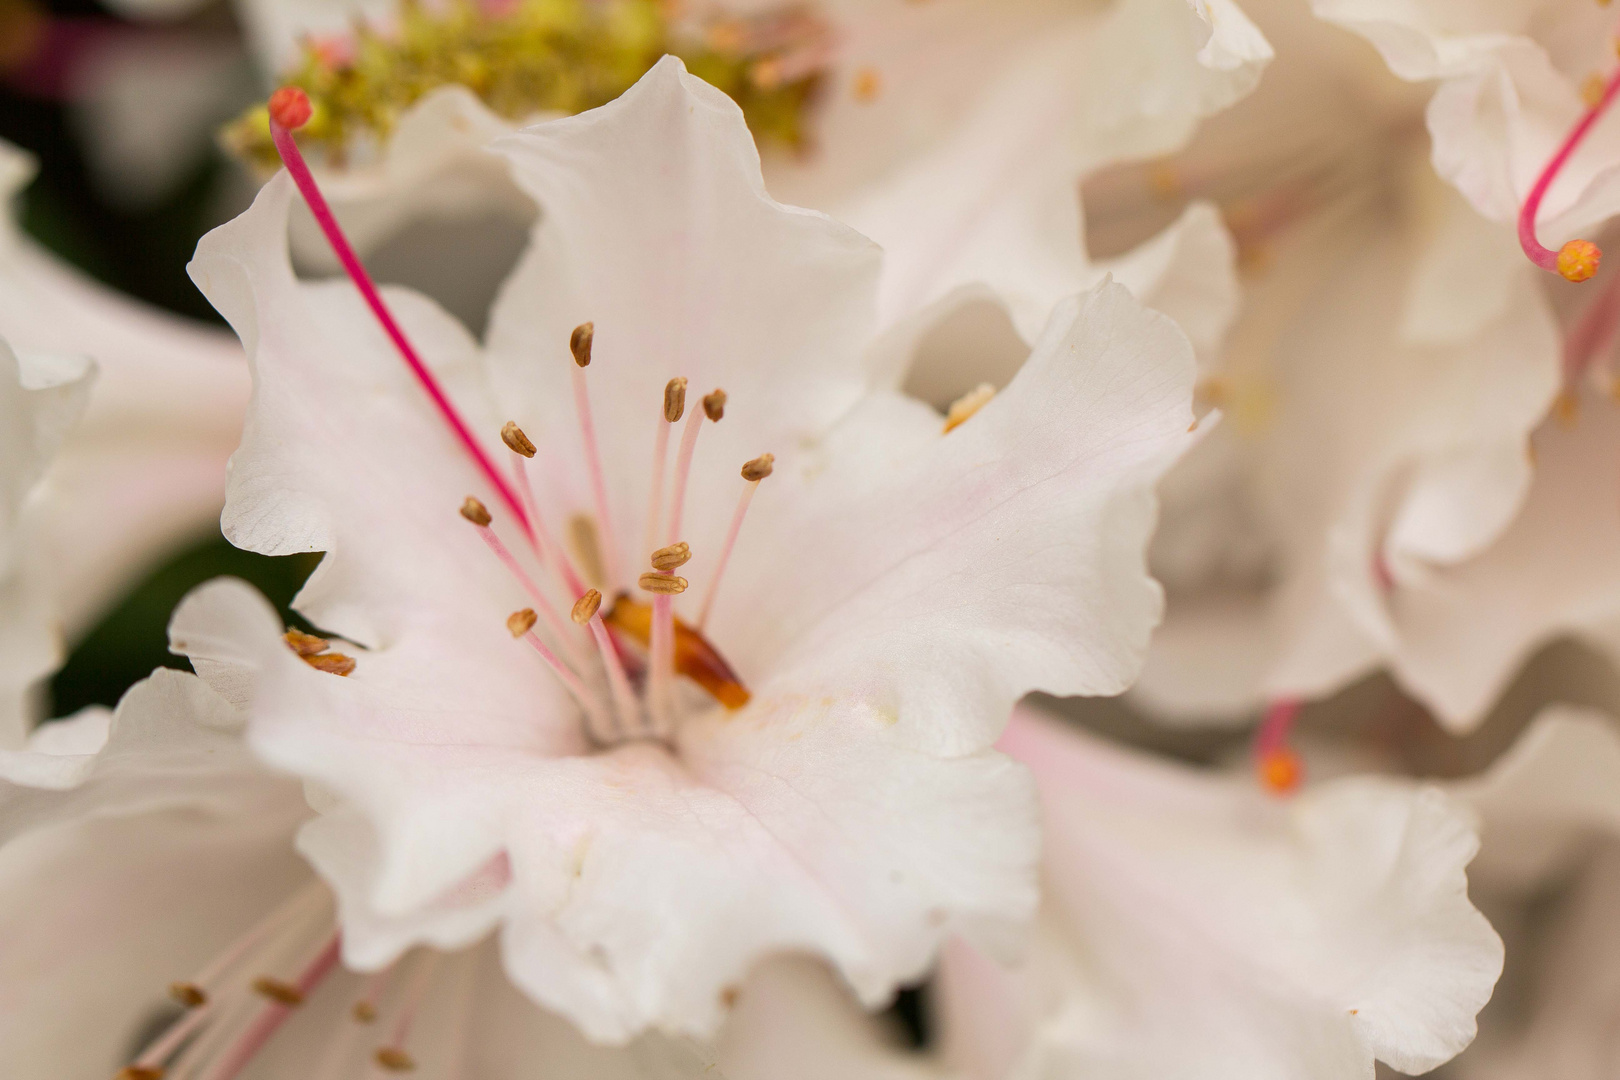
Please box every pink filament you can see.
[1255,697,1301,756]
[697,480,758,630]
[1564,268,1620,383]
[522,630,610,739]
[512,455,587,598]
[201,932,343,1080]
[134,1000,213,1070]
[477,525,579,657]
[666,407,705,546]
[645,415,673,559]
[571,365,624,590]
[588,614,639,739]
[268,118,531,534]
[648,592,674,735]
[1518,67,1620,272]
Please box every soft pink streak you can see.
[697,479,757,630]
[589,614,639,740]
[666,408,705,547]
[645,415,672,561]
[1518,67,1620,272]
[523,630,611,740]
[571,365,624,590]
[269,118,531,534]
[477,525,580,661]
[200,932,343,1080]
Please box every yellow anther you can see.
[507,608,538,637]
[651,542,691,571]
[283,628,329,657]
[639,572,689,594]
[570,322,594,367]
[740,453,774,481]
[252,977,305,1006]
[664,377,688,423]
[501,421,536,458]
[374,1047,416,1072]
[169,981,208,1008]
[852,67,882,103]
[304,653,356,677]
[703,388,727,421]
[1558,239,1602,282]
[943,383,996,433]
[460,497,492,527]
[571,589,602,624]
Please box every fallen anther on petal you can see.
[741,453,774,481]
[639,572,689,594]
[703,389,727,421]
[374,1047,416,1072]
[283,628,329,657]
[501,422,536,458]
[251,976,305,1006]
[352,1000,378,1023]
[664,377,688,423]
[650,542,691,571]
[169,981,208,1008]
[303,653,357,676]
[460,496,492,526]
[571,589,602,625]
[944,383,996,433]
[508,608,539,637]
[570,322,594,367]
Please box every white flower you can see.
[932,704,1503,1080]
[174,59,1201,1042]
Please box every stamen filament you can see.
[520,628,613,742]
[570,363,625,592]
[130,1000,213,1073]
[511,453,587,598]
[1517,67,1620,282]
[476,523,582,662]
[698,480,759,630]
[645,412,673,560]
[374,953,438,1073]
[666,405,706,547]
[587,614,639,739]
[267,94,532,532]
[648,592,675,736]
[199,932,342,1080]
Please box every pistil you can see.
[1254,697,1304,795]
[1516,67,1620,282]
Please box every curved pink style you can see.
[1517,68,1620,281]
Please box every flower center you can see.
[267,87,764,746]
[223,0,831,170]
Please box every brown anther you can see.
[284,628,329,657]
[352,1000,378,1023]
[740,453,775,482]
[852,67,881,103]
[639,572,689,595]
[650,542,692,571]
[374,1047,416,1072]
[570,322,594,367]
[116,1068,165,1080]
[702,389,727,421]
[501,422,536,458]
[568,514,605,586]
[1554,391,1580,429]
[664,377,688,423]
[169,981,208,1008]
[252,977,305,1006]
[507,608,538,637]
[571,589,602,625]
[460,497,492,527]
[943,383,996,433]
[304,652,356,676]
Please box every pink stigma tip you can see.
[268,86,312,131]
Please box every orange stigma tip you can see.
[1258,748,1303,794]
[1558,239,1601,282]
[268,86,312,131]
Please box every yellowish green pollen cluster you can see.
[223,0,824,168]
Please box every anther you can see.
[169,982,208,1008]
[267,85,312,131]
[703,389,727,421]
[741,453,774,481]
[304,653,356,676]
[571,589,601,624]
[460,497,492,527]
[852,67,882,103]
[353,1000,378,1023]
[640,572,689,594]
[251,977,305,1006]
[570,322,594,367]
[501,422,536,458]
[664,377,688,423]
[651,542,691,571]
[507,608,539,637]
[283,628,328,657]
[116,1068,164,1080]
[944,383,996,433]
[374,1048,416,1072]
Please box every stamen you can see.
[116,1069,163,1080]
[460,497,493,527]
[566,322,625,591]
[645,378,686,557]
[667,387,721,546]
[251,977,305,1006]
[283,627,358,675]
[1517,69,1620,281]
[500,421,536,458]
[200,933,342,1080]
[639,572,689,594]
[511,609,612,741]
[944,383,996,433]
[373,954,437,1074]
[1254,697,1304,795]
[464,499,582,661]
[282,629,328,657]
[571,589,602,624]
[506,431,588,598]
[650,542,691,572]
[698,454,772,629]
[587,610,640,738]
[267,89,533,531]
[568,514,606,588]
[664,377,687,423]
[170,982,208,1008]
[303,653,357,676]
[702,389,727,421]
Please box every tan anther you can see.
[304,653,356,676]
[1147,163,1182,201]
[352,1000,378,1023]
[374,1047,416,1072]
[501,422,536,458]
[460,497,492,527]
[507,608,538,637]
[568,514,605,586]
[944,383,996,433]
[740,453,774,481]
[169,981,208,1008]
[116,1068,165,1080]
[650,542,691,571]
[1555,391,1580,429]
[664,377,688,423]
[252,977,305,1006]
[570,322,594,367]
[703,388,727,421]
[571,589,602,624]
[852,67,881,103]
[639,572,689,594]
[283,628,329,657]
